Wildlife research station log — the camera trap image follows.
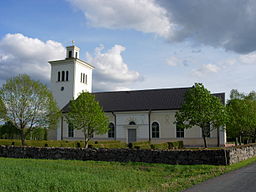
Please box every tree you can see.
[0,121,20,139]
[226,89,256,144]
[65,92,109,148]
[175,83,227,148]
[0,74,59,145]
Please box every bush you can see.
[76,142,81,148]
[168,141,183,149]
[128,143,133,149]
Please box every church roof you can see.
[62,87,225,113]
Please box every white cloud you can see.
[193,64,220,77]
[68,0,174,38]
[86,44,141,91]
[166,56,179,66]
[0,33,65,82]
[239,51,256,65]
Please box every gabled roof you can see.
[62,87,225,113]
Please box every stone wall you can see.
[227,144,256,164]
[0,144,255,165]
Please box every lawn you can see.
[0,157,255,192]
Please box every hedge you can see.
[0,139,183,150]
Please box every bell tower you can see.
[48,45,94,140]
[49,45,94,110]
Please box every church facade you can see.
[48,45,226,147]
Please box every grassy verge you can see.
[0,157,255,192]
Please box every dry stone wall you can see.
[0,144,255,165]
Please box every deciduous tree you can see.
[227,89,256,144]
[0,74,59,145]
[65,92,109,148]
[175,83,227,148]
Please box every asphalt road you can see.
[183,162,256,192]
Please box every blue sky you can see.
[1,0,256,98]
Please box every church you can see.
[48,45,226,147]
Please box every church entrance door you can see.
[128,129,136,143]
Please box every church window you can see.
[202,122,211,138]
[83,73,85,83]
[85,75,87,84]
[62,71,65,81]
[152,122,159,138]
[108,123,115,138]
[68,123,74,137]
[176,122,184,138]
[80,73,83,82]
[75,52,78,58]
[66,71,69,81]
[68,51,72,58]
[58,71,60,81]
[129,121,136,125]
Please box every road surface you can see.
[183,162,256,192]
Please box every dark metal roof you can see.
[62,87,225,113]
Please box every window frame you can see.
[152,121,160,138]
[176,122,184,138]
[68,123,74,138]
[108,122,115,138]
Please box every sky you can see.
[1,0,256,99]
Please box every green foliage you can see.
[0,139,123,148]
[0,157,255,192]
[0,121,20,139]
[65,92,109,148]
[0,74,59,145]
[175,83,227,148]
[168,141,184,149]
[227,89,256,144]
[0,97,6,121]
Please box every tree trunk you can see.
[235,137,238,146]
[20,130,26,146]
[203,135,207,148]
[83,130,89,148]
[84,139,89,148]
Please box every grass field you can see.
[0,157,256,192]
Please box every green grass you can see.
[0,157,256,192]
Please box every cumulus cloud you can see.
[68,0,256,54]
[160,0,256,54]
[86,44,141,91]
[193,64,220,77]
[0,33,65,83]
[68,0,174,38]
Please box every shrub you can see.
[128,143,133,149]
[168,141,183,149]
[76,142,81,148]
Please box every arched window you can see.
[80,73,83,82]
[108,123,115,138]
[66,71,69,81]
[176,122,184,138]
[68,123,74,137]
[85,74,87,84]
[61,71,65,81]
[58,71,60,81]
[75,52,78,58]
[129,121,136,125]
[152,122,159,138]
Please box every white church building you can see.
[48,45,226,147]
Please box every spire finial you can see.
[71,40,75,46]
